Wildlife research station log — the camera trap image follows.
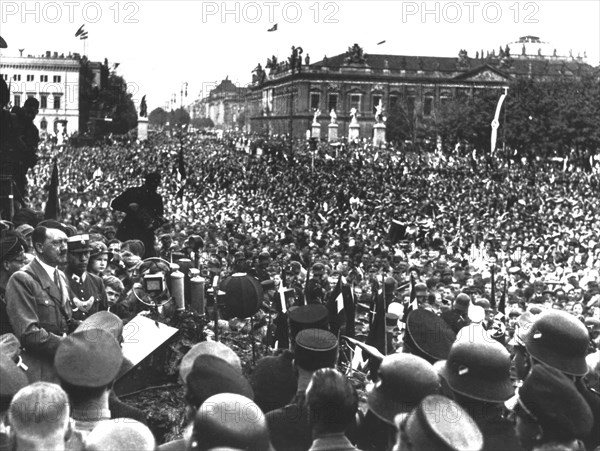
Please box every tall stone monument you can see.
[137,95,149,141]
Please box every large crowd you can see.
[0,129,599,451]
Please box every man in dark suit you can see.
[111,172,165,258]
[6,224,77,383]
[64,234,109,321]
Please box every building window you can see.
[13,74,21,81]
[40,75,48,82]
[53,75,62,83]
[40,95,48,109]
[350,94,361,112]
[439,91,451,108]
[372,95,382,115]
[424,92,434,116]
[2,74,7,80]
[27,75,34,82]
[53,95,61,110]
[457,88,470,99]
[327,93,338,113]
[14,95,21,108]
[310,92,320,111]
[406,94,416,117]
[40,118,48,130]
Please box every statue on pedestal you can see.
[139,95,147,118]
[374,99,384,124]
[350,107,358,125]
[330,109,337,124]
[312,109,321,124]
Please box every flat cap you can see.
[54,328,123,387]
[0,353,28,399]
[0,235,26,262]
[179,341,242,382]
[75,311,123,344]
[396,395,483,451]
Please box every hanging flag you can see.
[401,274,418,323]
[490,87,508,154]
[176,145,186,199]
[498,279,507,316]
[267,24,278,32]
[328,276,356,338]
[44,158,60,220]
[75,24,88,40]
[365,283,386,356]
[178,145,186,179]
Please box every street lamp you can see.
[180,82,188,109]
[288,46,303,152]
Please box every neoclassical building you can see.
[0,51,105,136]
[188,78,247,131]
[246,37,594,139]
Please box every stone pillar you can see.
[311,122,321,139]
[328,123,339,142]
[348,123,360,141]
[137,117,149,141]
[373,123,386,148]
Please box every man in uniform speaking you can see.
[6,223,77,383]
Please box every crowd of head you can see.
[0,129,599,450]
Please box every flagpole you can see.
[381,270,387,355]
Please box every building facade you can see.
[0,51,104,136]
[246,37,594,139]
[188,78,247,131]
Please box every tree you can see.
[191,117,215,129]
[386,103,414,144]
[169,108,190,127]
[433,89,500,152]
[149,107,168,127]
[504,76,600,157]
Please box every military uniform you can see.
[6,258,75,383]
[65,270,109,321]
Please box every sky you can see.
[1,0,599,112]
